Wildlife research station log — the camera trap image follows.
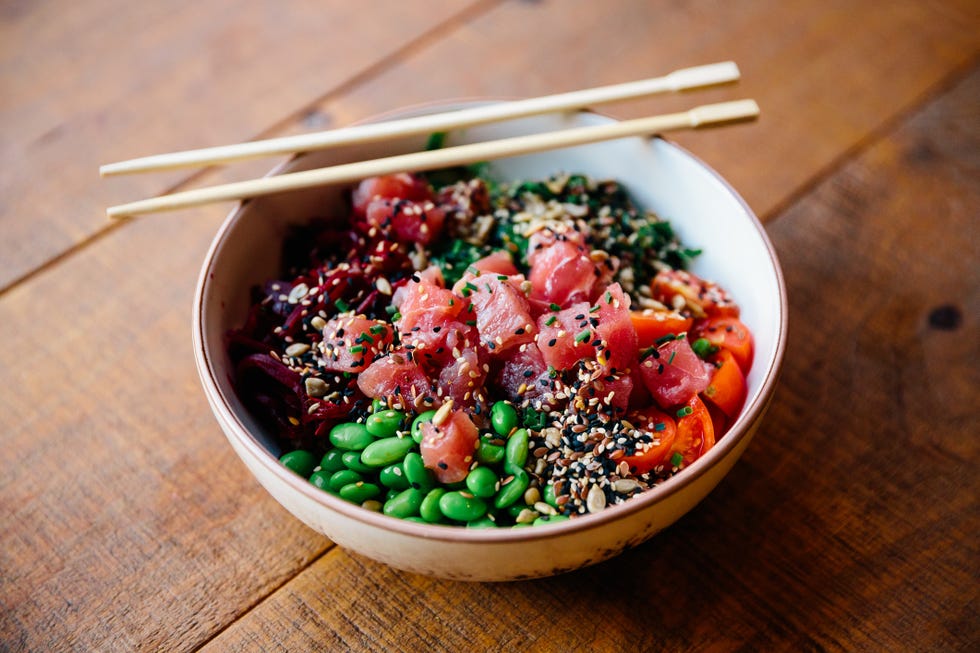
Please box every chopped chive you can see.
[464,281,478,293]
[639,346,657,360]
[670,452,684,467]
[544,315,558,327]
[549,303,561,312]
[547,365,557,379]
[356,333,374,344]
[497,274,509,281]
[574,329,591,344]
[667,351,676,365]
[654,421,667,432]
[691,337,719,359]
[385,305,397,316]
[605,291,613,304]
[676,405,693,418]
[392,312,402,322]
[655,333,677,345]
[466,266,480,276]
[448,299,455,306]
[369,325,387,335]
[589,305,601,313]
[334,299,349,313]
[465,320,477,327]
[349,345,365,354]
[425,131,446,150]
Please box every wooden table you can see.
[2,1,977,650]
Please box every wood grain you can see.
[0,0,483,291]
[198,47,980,653]
[0,0,978,651]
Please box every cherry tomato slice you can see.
[630,310,693,349]
[671,396,715,467]
[701,348,747,419]
[621,407,677,475]
[692,316,753,374]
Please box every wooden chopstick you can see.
[106,99,759,219]
[99,62,740,177]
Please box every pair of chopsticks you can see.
[102,62,758,219]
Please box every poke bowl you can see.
[193,104,787,581]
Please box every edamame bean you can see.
[309,470,333,492]
[319,449,346,474]
[490,401,518,436]
[360,436,415,467]
[494,468,529,509]
[465,466,498,499]
[280,450,317,478]
[383,488,424,519]
[366,409,405,437]
[329,422,374,451]
[543,483,558,509]
[438,491,488,522]
[533,514,569,526]
[419,488,446,523]
[379,463,410,490]
[339,482,380,503]
[328,469,363,491]
[504,428,529,474]
[411,410,437,444]
[341,450,374,474]
[404,516,428,524]
[466,516,497,529]
[490,401,518,438]
[476,439,505,466]
[403,452,434,491]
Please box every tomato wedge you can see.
[621,407,677,475]
[670,396,715,467]
[630,310,693,348]
[692,316,753,374]
[701,348,747,419]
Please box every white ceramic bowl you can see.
[193,105,787,581]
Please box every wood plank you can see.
[199,58,980,653]
[0,0,482,291]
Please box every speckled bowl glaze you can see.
[193,105,787,581]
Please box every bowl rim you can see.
[192,103,788,544]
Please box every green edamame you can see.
[543,483,558,509]
[410,410,437,444]
[476,439,505,465]
[383,488,424,518]
[466,516,497,529]
[339,482,381,503]
[366,409,405,437]
[504,428,529,474]
[360,436,415,467]
[493,468,530,509]
[403,452,434,491]
[533,514,569,526]
[309,470,333,492]
[438,491,487,522]
[419,488,447,523]
[279,450,317,478]
[328,469,363,491]
[465,466,498,499]
[379,463,410,490]
[319,449,346,474]
[490,401,518,436]
[329,422,374,451]
[341,450,374,474]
